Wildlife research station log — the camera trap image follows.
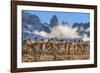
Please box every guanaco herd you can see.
[22,39,90,62]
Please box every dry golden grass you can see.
[22,52,89,62]
[22,41,90,62]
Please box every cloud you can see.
[85,27,90,32]
[82,34,90,41]
[33,24,81,39]
[33,31,47,37]
[80,26,90,32]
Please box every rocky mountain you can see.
[22,12,51,40]
[72,22,89,29]
[50,15,58,28]
[22,12,51,32]
[72,22,90,37]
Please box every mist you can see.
[33,24,81,39]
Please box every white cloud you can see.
[33,24,81,39]
[33,31,47,37]
[85,27,90,32]
[80,27,90,32]
[82,34,90,41]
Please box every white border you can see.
[17,5,94,68]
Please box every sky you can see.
[22,10,90,26]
